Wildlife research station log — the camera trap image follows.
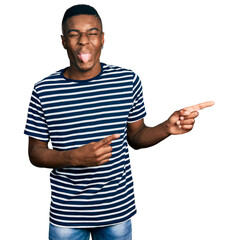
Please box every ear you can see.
[101,32,105,49]
[61,35,67,49]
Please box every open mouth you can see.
[78,53,92,63]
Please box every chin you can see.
[79,58,102,73]
[77,62,95,72]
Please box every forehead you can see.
[65,15,102,32]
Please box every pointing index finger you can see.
[97,134,120,148]
[184,101,215,113]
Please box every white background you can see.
[1,0,237,239]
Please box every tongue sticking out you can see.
[78,53,91,63]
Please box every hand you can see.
[166,101,215,135]
[69,134,120,167]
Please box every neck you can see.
[65,62,102,80]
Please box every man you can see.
[24,4,214,240]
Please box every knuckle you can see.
[102,138,108,144]
[94,151,100,158]
[104,159,109,164]
[96,160,101,166]
[94,156,102,164]
[89,141,96,146]
[95,161,101,166]
[92,145,98,151]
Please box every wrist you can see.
[61,149,76,167]
[163,120,172,136]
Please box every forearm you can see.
[28,134,119,169]
[29,145,73,169]
[128,120,171,150]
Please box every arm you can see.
[127,119,171,149]
[127,101,214,150]
[28,134,120,169]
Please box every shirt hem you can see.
[49,210,137,229]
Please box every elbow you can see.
[130,144,141,150]
[28,137,49,168]
[28,149,43,168]
[131,145,146,150]
[127,139,142,150]
[29,154,41,167]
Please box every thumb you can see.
[168,110,180,123]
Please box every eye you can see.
[67,31,80,38]
[87,31,99,36]
[69,33,80,38]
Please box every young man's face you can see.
[62,14,104,75]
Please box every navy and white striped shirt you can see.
[24,63,146,228]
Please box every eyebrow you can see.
[67,28,100,34]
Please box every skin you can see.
[28,14,215,168]
[127,101,215,150]
[61,15,104,80]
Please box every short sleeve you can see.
[127,74,146,123]
[24,87,50,142]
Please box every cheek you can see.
[65,39,77,51]
[92,40,103,55]
[65,42,78,58]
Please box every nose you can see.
[78,32,89,45]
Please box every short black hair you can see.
[62,4,102,32]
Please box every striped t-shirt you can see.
[24,63,146,228]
